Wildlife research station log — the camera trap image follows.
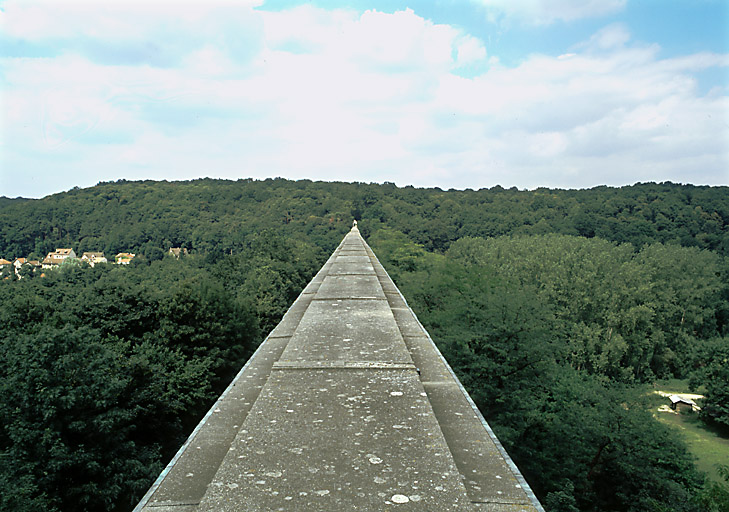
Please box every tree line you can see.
[370,228,729,512]
[1,178,727,511]
[1,178,727,261]
[0,229,330,511]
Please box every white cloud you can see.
[477,0,626,25]
[583,23,631,50]
[455,36,488,66]
[1,3,727,198]
[428,35,728,187]
[0,0,263,40]
[0,0,264,69]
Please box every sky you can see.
[0,0,728,199]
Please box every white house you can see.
[12,258,40,278]
[168,247,188,259]
[81,252,107,267]
[115,253,135,265]
[42,248,77,269]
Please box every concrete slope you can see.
[134,227,543,512]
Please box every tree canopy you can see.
[1,178,727,511]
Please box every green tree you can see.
[0,325,163,510]
[693,339,729,431]
[698,465,729,512]
[377,235,707,511]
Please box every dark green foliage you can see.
[703,363,729,430]
[371,228,726,512]
[1,179,727,262]
[1,324,165,511]
[698,465,729,512]
[0,238,328,511]
[692,339,729,431]
[1,178,728,511]
[0,179,351,261]
[445,235,728,383]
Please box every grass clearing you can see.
[648,380,729,484]
[652,378,706,395]
[655,412,729,484]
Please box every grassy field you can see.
[655,411,729,484]
[650,379,729,484]
[652,378,706,395]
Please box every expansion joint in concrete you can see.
[272,361,418,370]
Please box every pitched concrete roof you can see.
[134,227,544,512]
[669,395,697,406]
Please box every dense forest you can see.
[1,178,728,511]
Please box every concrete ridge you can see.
[134,226,543,511]
[361,235,546,512]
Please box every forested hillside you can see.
[371,230,729,511]
[1,178,728,512]
[1,178,727,260]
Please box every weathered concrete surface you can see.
[315,274,386,300]
[424,382,532,504]
[198,368,472,511]
[402,334,454,383]
[135,226,543,512]
[328,256,376,275]
[268,295,313,338]
[139,334,295,508]
[279,299,413,364]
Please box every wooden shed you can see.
[669,395,698,412]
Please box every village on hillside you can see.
[0,247,188,279]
